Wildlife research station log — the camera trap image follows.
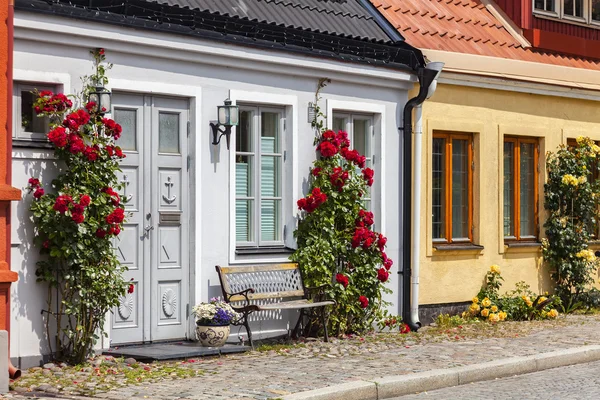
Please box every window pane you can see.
[432,138,446,240]
[21,90,48,134]
[158,112,180,153]
[236,200,253,242]
[236,155,253,197]
[261,200,281,241]
[114,108,137,151]
[520,143,536,237]
[261,112,280,153]
[333,117,346,133]
[564,0,583,16]
[261,156,281,197]
[504,142,515,237]
[534,0,555,11]
[353,119,370,157]
[593,0,600,21]
[452,139,469,239]
[237,111,254,153]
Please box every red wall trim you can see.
[524,28,600,59]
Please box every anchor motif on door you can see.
[120,174,133,203]
[162,176,177,204]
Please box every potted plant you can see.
[192,298,240,347]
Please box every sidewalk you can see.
[4,314,600,400]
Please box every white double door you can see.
[110,93,190,345]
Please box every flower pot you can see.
[195,323,230,347]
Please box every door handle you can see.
[144,225,154,233]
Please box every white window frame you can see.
[235,105,285,248]
[533,0,600,25]
[228,91,298,264]
[13,82,58,142]
[332,112,375,213]
[326,99,385,233]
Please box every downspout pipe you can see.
[400,62,444,332]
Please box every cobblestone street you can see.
[3,315,600,399]
[395,360,600,399]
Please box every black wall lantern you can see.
[210,99,239,150]
[88,86,112,115]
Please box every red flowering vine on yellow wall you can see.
[26,49,128,364]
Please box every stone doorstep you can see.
[282,345,600,400]
[103,342,250,362]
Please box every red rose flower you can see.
[318,141,338,158]
[33,188,45,199]
[377,234,387,251]
[72,213,85,224]
[95,228,107,238]
[114,147,125,158]
[336,130,350,148]
[53,194,72,214]
[69,136,85,154]
[42,240,50,249]
[28,178,40,187]
[106,207,125,224]
[98,48,105,55]
[39,90,53,97]
[128,283,134,294]
[112,226,121,235]
[362,168,374,187]
[72,204,85,215]
[400,323,411,334]
[84,146,99,161]
[79,195,91,207]
[106,146,114,156]
[85,101,97,112]
[377,267,389,283]
[358,296,369,309]
[335,273,349,288]
[47,127,68,148]
[311,167,322,177]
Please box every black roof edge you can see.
[355,0,405,43]
[15,0,425,71]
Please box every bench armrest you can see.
[225,288,255,304]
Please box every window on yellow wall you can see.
[432,131,473,244]
[503,137,539,241]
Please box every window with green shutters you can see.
[235,106,284,247]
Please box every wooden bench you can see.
[215,263,335,347]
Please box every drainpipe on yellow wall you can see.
[401,62,444,331]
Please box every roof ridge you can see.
[264,0,375,21]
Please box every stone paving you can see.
[394,360,600,399]
[3,315,600,399]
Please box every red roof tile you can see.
[371,0,600,71]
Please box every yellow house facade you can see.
[369,0,600,318]
[418,80,600,309]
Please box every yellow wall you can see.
[419,83,600,305]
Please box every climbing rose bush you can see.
[542,136,600,311]
[27,49,128,364]
[291,129,393,335]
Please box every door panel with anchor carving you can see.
[111,93,189,344]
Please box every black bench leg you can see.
[243,316,254,349]
[321,307,329,342]
[292,309,304,339]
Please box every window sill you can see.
[432,243,484,256]
[235,246,295,256]
[504,241,542,253]
[12,139,53,150]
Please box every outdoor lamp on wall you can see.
[210,98,239,150]
[307,102,316,123]
[88,86,112,115]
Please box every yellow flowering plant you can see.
[467,266,559,322]
[544,137,600,313]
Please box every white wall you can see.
[11,11,415,365]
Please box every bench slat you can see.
[229,289,305,302]
[256,299,335,310]
[218,263,299,274]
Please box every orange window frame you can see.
[432,131,474,243]
[504,136,539,241]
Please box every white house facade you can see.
[10,0,426,367]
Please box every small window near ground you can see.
[13,83,57,142]
[503,137,539,241]
[432,131,473,244]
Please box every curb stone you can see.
[282,345,600,400]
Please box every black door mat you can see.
[103,342,250,362]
